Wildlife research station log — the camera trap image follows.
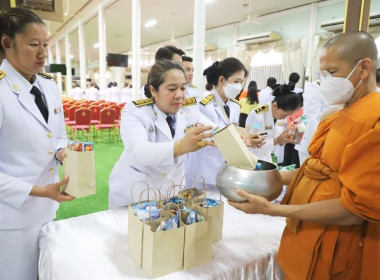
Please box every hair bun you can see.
[272,83,294,97]
[203,61,219,76]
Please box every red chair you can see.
[94,107,116,143]
[69,108,92,141]
[89,105,101,125]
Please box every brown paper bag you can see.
[195,200,224,243]
[62,148,96,198]
[127,184,161,267]
[212,124,258,170]
[142,217,185,278]
[182,210,212,270]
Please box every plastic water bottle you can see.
[255,162,262,170]
[249,122,260,135]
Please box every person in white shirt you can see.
[288,72,303,93]
[376,68,380,91]
[120,81,132,103]
[85,82,99,101]
[108,60,214,207]
[182,55,200,99]
[295,80,330,164]
[109,82,121,103]
[258,77,277,104]
[71,82,85,100]
[0,8,74,280]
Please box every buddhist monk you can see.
[229,31,380,280]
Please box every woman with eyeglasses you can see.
[245,84,301,163]
[0,8,73,280]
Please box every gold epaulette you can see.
[231,98,239,105]
[38,72,57,82]
[182,97,197,107]
[188,83,197,89]
[132,98,154,107]
[200,94,215,106]
[0,71,6,80]
[254,104,269,114]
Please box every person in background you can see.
[237,80,257,100]
[238,82,259,127]
[376,67,380,91]
[182,55,200,98]
[71,81,85,100]
[230,31,380,280]
[85,82,99,101]
[258,77,277,104]
[109,82,120,104]
[295,80,330,164]
[282,91,304,167]
[155,45,185,64]
[246,84,300,163]
[288,72,303,93]
[185,58,255,186]
[108,60,214,207]
[120,81,132,103]
[0,8,74,280]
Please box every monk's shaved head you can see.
[324,31,378,70]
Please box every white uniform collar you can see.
[2,59,37,93]
[153,104,177,121]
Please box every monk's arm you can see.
[279,169,298,185]
[229,190,363,226]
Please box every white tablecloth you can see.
[39,200,285,280]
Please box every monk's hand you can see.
[228,189,272,215]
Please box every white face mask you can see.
[223,79,242,99]
[319,60,362,105]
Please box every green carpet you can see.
[55,130,124,220]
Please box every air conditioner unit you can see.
[236,32,281,45]
[186,44,217,52]
[320,12,380,32]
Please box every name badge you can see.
[54,107,62,114]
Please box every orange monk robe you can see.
[277,92,380,280]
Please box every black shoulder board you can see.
[182,97,197,107]
[0,71,5,80]
[132,98,154,107]
[200,94,215,106]
[254,104,269,114]
[38,72,57,82]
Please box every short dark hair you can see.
[266,77,277,87]
[182,56,193,63]
[155,45,185,61]
[289,72,300,84]
[272,84,300,111]
[376,68,380,83]
[0,8,45,56]
[203,57,248,86]
[144,59,185,98]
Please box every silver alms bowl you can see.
[216,160,283,202]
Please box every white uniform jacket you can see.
[85,86,99,101]
[246,102,278,163]
[109,86,121,104]
[186,84,200,99]
[119,87,132,103]
[258,86,274,105]
[185,90,240,185]
[108,99,192,208]
[295,81,330,157]
[71,87,85,100]
[0,60,67,229]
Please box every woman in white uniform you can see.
[0,8,74,280]
[245,84,301,163]
[185,58,249,186]
[108,60,214,208]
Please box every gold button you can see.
[162,173,167,178]
[48,150,53,155]
[49,168,54,173]
[47,133,53,138]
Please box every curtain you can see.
[280,39,307,88]
[246,64,284,90]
